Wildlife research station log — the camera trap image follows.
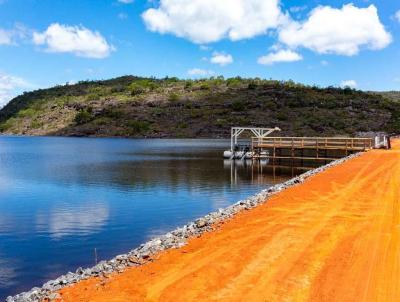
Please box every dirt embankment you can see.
[53,140,400,302]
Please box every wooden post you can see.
[291,138,295,160]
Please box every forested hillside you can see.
[1,76,399,137]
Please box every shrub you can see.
[86,93,101,101]
[164,76,179,83]
[126,120,150,134]
[0,118,16,132]
[130,84,146,96]
[343,87,354,95]
[200,83,210,90]
[92,117,112,126]
[177,122,188,129]
[276,111,289,121]
[30,120,43,129]
[184,81,193,90]
[247,82,257,90]
[232,100,246,111]
[184,101,193,109]
[226,77,242,87]
[110,85,126,93]
[168,93,180,102]
[74,110,94,125]
[208,77,225,86]
[128,79,159,96]
[216,118,228,127]
[17,108,36,118]
[104,108,123,119]
[0,122,9,132]
[151,108,164,116]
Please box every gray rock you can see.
[195,218,207,228]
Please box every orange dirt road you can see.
[57,140,400,302]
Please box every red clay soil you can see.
[56,140,400,302]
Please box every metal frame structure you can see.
[230,127,281,152]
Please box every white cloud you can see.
[395,10,400,23]
[258,49,302,65]
[142,0,284,44]
[187,68,215,77]
[279,4,392,56]
[118,13,128,20]
[341,80,357,89]
[0,28,12,45]
[0,73,32,107]
[0,24,28,45]
[33,23,114,58]
[200,45,212,51]
[210,52,233,66]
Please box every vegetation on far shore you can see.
[0,75,399,138]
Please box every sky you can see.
[0,0,400,107]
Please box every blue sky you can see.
[0,0,400,106]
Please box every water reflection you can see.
[223,159,316,187]
[0,255,18,289]
[36,202,110,239]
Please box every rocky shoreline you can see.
[7,152,362,302]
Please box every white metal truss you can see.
[230,127,281,151]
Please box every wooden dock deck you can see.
[252,137,374,161]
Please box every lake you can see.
[0,136,311,299]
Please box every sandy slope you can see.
[56,140,400,302]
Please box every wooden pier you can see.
[224,127,389,161]
[252,137,375,161]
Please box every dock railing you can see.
[252,137,374,152]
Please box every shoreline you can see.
[6,153,362,302]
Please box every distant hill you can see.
[0,76,399,138]
[373,91,400,102]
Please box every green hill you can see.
[0,76,399,138]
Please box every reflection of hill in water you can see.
[52,157,302,190]
[0,137,325,192]
[62,157,319,190]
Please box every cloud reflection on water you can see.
[36,202,110,240]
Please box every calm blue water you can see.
[0,136,302,299]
